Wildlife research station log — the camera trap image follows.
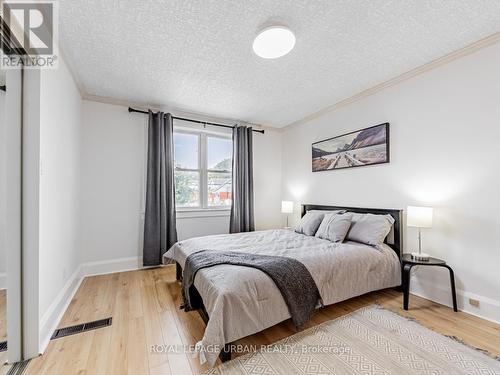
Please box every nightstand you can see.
[401,254,458,312]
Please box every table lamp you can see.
[281,201,294,229]
[407,206,433,261]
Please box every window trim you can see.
[174,127,232,211]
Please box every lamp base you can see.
[411,252,430,261]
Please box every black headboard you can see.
[301,204,403,260]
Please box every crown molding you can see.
[82,93,163,112]
[82,93,278,132]
[284,31,500,131]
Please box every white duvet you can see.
[163,229,401,368]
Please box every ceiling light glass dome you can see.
[253,26,296,59]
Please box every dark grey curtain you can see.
[143,111,178,266]
[230,126,255,233]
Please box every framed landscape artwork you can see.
[312,123,390,172]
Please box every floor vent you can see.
[51,317,112,340]
[0,341,7,352]
[6,359,31,375]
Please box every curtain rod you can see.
[128,107,265,134]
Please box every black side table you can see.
[402,254,458,312]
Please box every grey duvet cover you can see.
[163,229,401,368]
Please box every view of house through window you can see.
[173,129,232,208]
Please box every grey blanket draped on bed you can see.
[181,250,322,328]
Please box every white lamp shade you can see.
[407,206,433,228]
[281,201,294,214]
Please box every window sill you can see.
[176,208,231,219]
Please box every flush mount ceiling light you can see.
[252,26,296,59]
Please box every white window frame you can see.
[174,126,232,212]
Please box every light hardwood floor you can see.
[14,266,500,375]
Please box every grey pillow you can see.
[346,213,395,247]
[307,209,344,215]
[294,210,344,236]
[315,213,353,242]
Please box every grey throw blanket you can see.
[181,250,322,328]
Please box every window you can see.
[174,129,232,209]
[173,133,200,207]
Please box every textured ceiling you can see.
[59,0,500,127]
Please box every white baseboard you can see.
[39,264,83,353]
[38,256,143,354]
[0,272,6,290]
[81,256,142,277]
[411,277,500,325]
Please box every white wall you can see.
[281,42,500,323]
[80,101,146,264]
[38,57,83,315]
[5,68,23,362]
[0,90,6,284]
[23,68,42,358]
[80,100,283,265]
[254,127,283,230]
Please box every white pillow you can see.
[345,213,395,247]
[295,210,344,236]
[315,213,353,243]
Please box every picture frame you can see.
[312,123,390,172]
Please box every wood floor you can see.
[12,266,500,375]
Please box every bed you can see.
[163,204,403,368]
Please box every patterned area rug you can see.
[204,305,500,374]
